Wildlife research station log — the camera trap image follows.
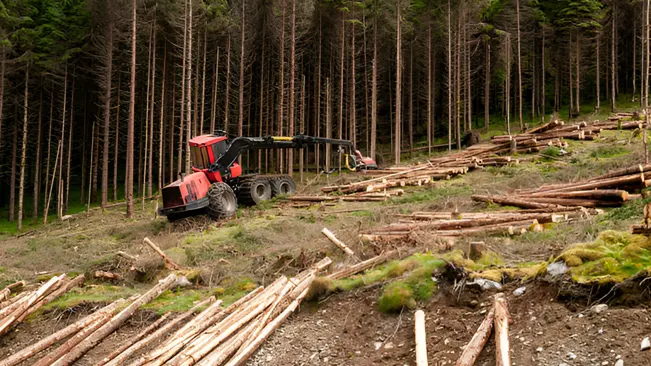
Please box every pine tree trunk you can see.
[17,69,29,231]
[101,5,113,208]
[185,0,193,173]
[485,41,490,131]
[594,32,601,113]
[370,12,377,159]
[45,92,54,211]
[516,0,523,130]
[569,33,574,118]
[142,24,153,208]
[575,34,581,115]
[58,66,68,221]
[363,12,370,155]
[65,72,75,212]
[325,78,331,172]
[394,0,401,164]
[159,45,167,194]
[170,70,176,183]
[300,74,305,182]
[239,0,246,139]
[211,48,219,135]
[315,14,322,170]
[278,1,285,173]
[178,0,188,177]
[258,41,264,172]
[148,26,156,198]
[427,21,433,153]
[9,123,17,222]
[126,0,137,218]
[339,10,345,172]
[33,87,43,221]
[456,3,462,148]
[0,47,5,150]
[288,0,295,176]
[646,0,650,109]
[113,78,120,201]
[634,17,638,99]
[408,42,413,156]
[541,31,545,120]
[506,34,511,134]
[225,34,231,132]
[193,31,199,138]
[350,7,356,148]
[44,141,62,225]
[466,22,472,130]
[200,28,207,135]
[611,2,617,112]
[447,0,452,150]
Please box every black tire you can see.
[207,182,238,220]
[270,175,296,197]
[237,176,272,206]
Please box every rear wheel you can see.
[207,182,238,220]
[270,175,297,197]
[237,176,272,206]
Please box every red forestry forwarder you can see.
[159,131,377,221]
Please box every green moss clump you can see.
[378,282,416,313]
[554,230,651,284]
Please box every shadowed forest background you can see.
[0,0,646,230]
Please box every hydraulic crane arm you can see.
[211,134,358,175]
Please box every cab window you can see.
[190,146,210,169]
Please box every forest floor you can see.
[2,114,651,365]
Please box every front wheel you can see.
[207,182,238,220]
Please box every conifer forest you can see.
[0,0,645,229]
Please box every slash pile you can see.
[473,164,651,209]
[0,274,84,337]
[359,207,598,243]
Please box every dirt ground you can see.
[2,130,651,365]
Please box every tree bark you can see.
[9,114,16,220]
[178,0,188,177]
[159,44,167,194]
[611,1,617,112]
[102,5,113,208]
[17,69,29,231]
[516,0,523,130]
[211,48,219,134]
[185,0,193,173]
[448,0,452,150]
[113,76,120,202]
[65,73,75,212]
[456,308,495,366]
[339,10,345,172]
[370,11,377,159]
[0,47,5,150]
[596,32,601,112]
[126,0,137,218]
[199,29,207,135]
[350,6,356,148]
[325,78,331,172]
[394,0,401,164]
[428,21,433,153]
[148,24,156,198]
[414,310,428,366]
[225,34,231,132]
[278,0,286,172]
[485,42,490,131]
[239,0,246,139]
[33,86,43,220]
[494,293,511,366]
[44,141,62,225]
[288,0,295,176]
[58,66,68,221]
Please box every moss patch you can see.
[555,230,651,284]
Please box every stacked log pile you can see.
[473,164,651,209]
[359,207,598,243]
[0,274,84,337]
[491,117,646,150]
[99,257,330,366]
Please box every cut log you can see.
[631,225,651,235]
[33,314,112,366]
[143,237,182,270]
[522,197,622,208]
[97,312,171,366]
[0,299,127,366]
[18,274,85,322]
[94,271,124,281]
[49,274,178,366]
[327,251,398,280]
[195,315,261,366]
[414,310,428,366]
[321,163,435,192]
[471,195,567,209]
[104,298,215,366]
[0,292,30,318]
[0,274,65,336]
[321,228,356,259]
[455,307,495,366]
[535,173,645,194]
[0,281,25,302]
[524,119,564,134]
[526,189,629,201]
[222,286,313,366]
[494,293,511,366]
